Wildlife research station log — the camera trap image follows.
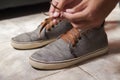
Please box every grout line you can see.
[34,69,71,80]
[78,67,100,80]
[34,70,64,80]
[34,71,61,80]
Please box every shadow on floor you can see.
[105,21,120,54]
[109,40,120,54]
[0,2,50,20]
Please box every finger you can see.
[71,0,87,12]
[49,0,58,17]
[63,11,87,22]
[53,12,60,18]
[55,0,66,12]
[66,0,87,13]
[53,19,58,25]
[52,0,66,18]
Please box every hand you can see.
[62,0,119,29]
[49,0,119,30]
[49,0,82,24]
[49,0,74,17]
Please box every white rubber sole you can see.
[11,38,56,49]
[29,46,109,70]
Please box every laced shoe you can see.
[11,18,72,49]
[29,23,108,69]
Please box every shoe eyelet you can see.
[47,28,51,31]
[72,45,75,48]
[52,26,54,28]
[78,37,81,40]
[75,40,78,43]
[72,44,77,48]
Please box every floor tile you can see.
[38,67,96,80]
[0,42,62,80]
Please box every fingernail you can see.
[53,12,60,17]
[53,19,57,24]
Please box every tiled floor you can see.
[0,4,120,80]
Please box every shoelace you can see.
[51,2,80,46]
[51,2,62,11]
[39,18,57,34]
[61,27,96,47]
[50,2,94,47]
[39,1,62,34]
[61,28,81,47]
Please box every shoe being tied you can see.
[11,18,72,49]
[29,23,108,69]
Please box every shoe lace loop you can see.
[39,1,62,34]
[39,18,55,33]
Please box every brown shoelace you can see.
[50,2,91,46]
[51,2,80,46]
[39,1,62,33]
[50,2,62,11]
[61,28,81,47]
[39,18,56,33]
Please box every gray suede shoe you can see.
[29,23,108,69]
[11,18,72,49]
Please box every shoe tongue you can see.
[61,28,81,46]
